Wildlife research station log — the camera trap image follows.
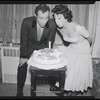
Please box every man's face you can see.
[54,14,67,28]
[37,10,49,28]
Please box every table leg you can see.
[59,71,65,96]
[31,71,36,96]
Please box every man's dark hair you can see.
[35,4,50,16]
[52,4,73,22]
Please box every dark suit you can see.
[17,16,56,92]
[20,16,56,59]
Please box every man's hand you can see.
[19,58,28,67]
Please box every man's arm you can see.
[19,18,29,66]
[20,18,28,59]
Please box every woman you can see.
[52,4,93,96]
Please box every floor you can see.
[0,83,60,96]
[0,82,93,97]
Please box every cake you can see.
[32,48,64,65]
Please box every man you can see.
[16,4,57,96]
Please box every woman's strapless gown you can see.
[58,25,93,92]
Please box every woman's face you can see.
[54,14,67,28]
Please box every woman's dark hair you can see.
[52,4,73,22]
[35,4,50,16]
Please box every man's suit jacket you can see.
[20,16,56,59]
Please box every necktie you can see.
[37,26,43,41]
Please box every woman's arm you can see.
[76,25,89,38]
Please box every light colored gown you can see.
[58,25,93,92]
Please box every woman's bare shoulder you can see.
[70,21,79,31]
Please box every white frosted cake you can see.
[32,48,63,65]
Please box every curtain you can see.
[0,2,99,57]
[67,4,89,28]
[0,4,13,42]
[90,1,100,57]
[0,4,90,42]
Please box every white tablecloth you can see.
[27,57,67,70]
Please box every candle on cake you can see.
[49,41,51,49]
